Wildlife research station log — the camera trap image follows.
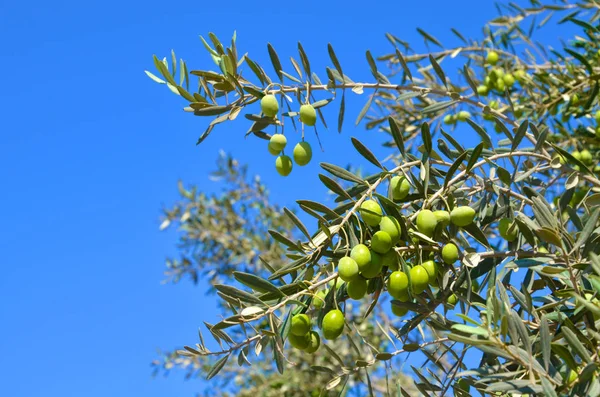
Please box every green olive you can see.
[322,309,345,340]
[261,94,279,117]
[275,155,293,176]
[450,206,476,227]
[390,176,411,200]
[346,277,368,300]
[337,256,359,282]
[293,142,312,166]
[486,51,499,65]
[290,314,311,336]
[371,231,392,254]
[441,243,459,264]
[416,209,438,237]
[299,104,317,126]
[350,244,371,270]
[360,200,383,226]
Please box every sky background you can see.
[0,1,576,396]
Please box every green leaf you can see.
[320,162,364,184]
[416,28,443,47]
[297,42,311,78]
[571,207,600,253]
[465,142,484,173]
[328,43,343,77]
[565,48,593,74]
[284,207,313,243]
[338,91,345,133]
[234,272,284,297]
[206,354,229,380]
[351,137,384,169]
[395,49,412,81]
[214,284,264,305]
[145,70,165,84]
[319,174,352,200]
[463,65,479,95]
[443,150,469,188]
[540,314,551,371]
[451,324,489,338]
[267,43,283,81]
[562,327,592,363]
[355,94,375,125]
[388,117,405,156]
[428,54,447,87]
[465,118,492,148]
[511,120,529,152]
[421,100,456,114]
[421,123,432,155]
[268,229,302,251]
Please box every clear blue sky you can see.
[0,1,573,396]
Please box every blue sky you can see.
[0,1,575,396]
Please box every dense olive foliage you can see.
[149,1,600,395]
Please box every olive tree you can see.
[148,1,600,395]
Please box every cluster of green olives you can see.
[333,176,476,317]
[443,110,472,125]
[475,51,528,96]
[287,313,322,352]
[261,95,317,176]
[287,302,346,351]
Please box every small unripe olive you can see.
[351,244,371,270]
[390,176,411,200]
[361,251,384,278]
[261,94,279,117]
[422,260,438,286]
[381,250,399,271]
[503,73,515,87]
[490,68,504,80]
[498,218,518,242]
[596,127,600,139]
[299,104,317,126]
[571,93,580,105]
[443,114,456,125]
[312,289,328,309]
[275,155,293,176]
[457,111,471,121]
[595,110,600,123]
[433,210,451,227]
[450,206,476,227]
[447,293,458,306]
[268,141,282,155]
[346,277,368,300]
[477,85,489,96]
[288,332,311,350]
[304,331,321,353]
[338,256,359,282]
[269,134,287,151]
[379,216,401,244]
[567,369,577,384]
[580,149,593,165]
[322,309,345,340]
[441,243,459,264]
[494,78,505,92]
[291,313,311,336]
[514,69,527,82]
[486,51,499,65]
[410,265,429,294]
[293,142,312,166]
[391,303,408,317]
[328,277,345,290]
[360,200,383,226]
[388,271,409,299]
[371,231,392,254]
[573,151,581,160]
[416,209,438,237]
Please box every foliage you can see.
[149,1,600,396]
